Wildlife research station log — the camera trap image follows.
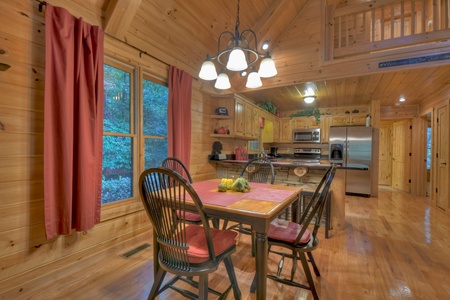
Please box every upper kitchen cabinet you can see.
[292,116,320,129]
[280,118,292,143]
[331,115,366,126]
[273,118,280,143]
[320,116,331,144]
[235,97,245,136]
[235,96,260,138]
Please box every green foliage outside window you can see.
[143,79,168,169]
[101,64,169,204]
[102,65,133,203]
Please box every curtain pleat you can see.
[168,66,193,169]
[44,4,104,240]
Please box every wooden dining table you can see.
[151,179,302,300]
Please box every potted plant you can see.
[259,101,277,115]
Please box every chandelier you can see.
[198,0,277,90]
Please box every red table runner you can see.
[190,181,297,207]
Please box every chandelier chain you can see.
[236,0,240,29]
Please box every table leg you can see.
[253,231,268,300]
[291,195,301,223]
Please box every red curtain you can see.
[168,66,193,168]
[44,4,104,240]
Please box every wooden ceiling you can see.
[97,0,450,111]
[241,65,450,111]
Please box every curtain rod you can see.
[37,0,46,12]
[104,32,169,67]
[35,0,200,80]
[34,0,172,69]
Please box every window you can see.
[101,61,169,205]
[102,63,135,204]
[142,75,168,169]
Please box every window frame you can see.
[101,57,169,220]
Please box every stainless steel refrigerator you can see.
[329,126,373,196]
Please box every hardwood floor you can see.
[24,187,450,299]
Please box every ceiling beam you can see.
[104,0,142,38]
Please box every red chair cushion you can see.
[176,210,202,222]
[184,225,238,263]
[268,219,311,244]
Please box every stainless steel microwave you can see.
[293,128,321,143]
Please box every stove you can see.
[293,148,321,164]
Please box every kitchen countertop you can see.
[213,159,369,170]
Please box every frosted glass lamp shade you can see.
[214,72,231,89]
[258,56,277,78]
[226,48,248,71]
[246,68,262,88]
[199,60,217,80]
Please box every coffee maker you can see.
[269,147,278,157]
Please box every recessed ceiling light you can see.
[261,40,269,51]
[399,97,406,102]
[303,96,316,104]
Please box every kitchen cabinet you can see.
[331,115,366,126]
[237,98,260,138]
[210,94,277,140]
[244,103,253,137]
[292,116,320,129]
[235,98,246,136]
[320,116,331,143]
[280,118,292,143]
[273,118,280,143]
[249,104,261,138]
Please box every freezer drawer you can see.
[346,169,371,196]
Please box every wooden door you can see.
[391,120,411,192]
[379,122,392,186]
[435,103,449,210]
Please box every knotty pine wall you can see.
[1,1,449,296]
[0,1,215,297]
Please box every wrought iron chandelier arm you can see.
[217,31,235,51]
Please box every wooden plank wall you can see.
[0,0,211,296]
[0,1,144,297]
[1,1,449,296]
[0,0,230,289]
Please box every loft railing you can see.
[325,0,450,60]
